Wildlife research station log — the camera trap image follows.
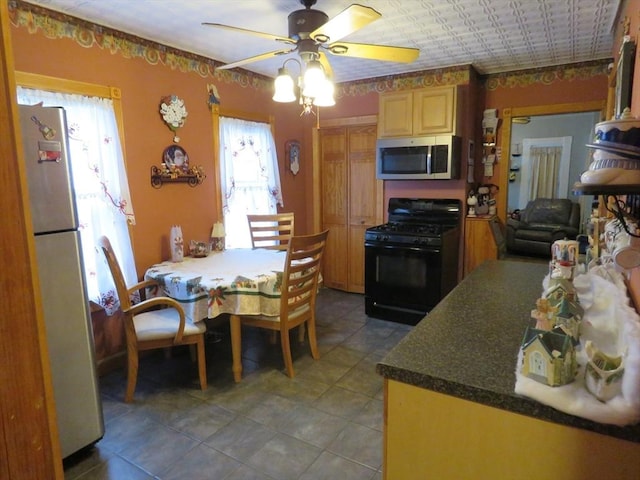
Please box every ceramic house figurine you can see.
[520,326,577,387]
[553,296,584,342]
[545,280,578,308]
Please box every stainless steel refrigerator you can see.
[19,104,104,458]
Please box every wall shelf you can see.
[150,165,205,188]
[572,182,640,196]
[573,182,640,236]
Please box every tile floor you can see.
[63,288,413,480]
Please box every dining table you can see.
[143,247,288,382]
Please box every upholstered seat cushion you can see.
[134,307,206,341]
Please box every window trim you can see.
[14,71,127,156]
[14,71,134,254]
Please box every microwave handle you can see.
[426,145,432,175]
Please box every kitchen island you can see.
[376,260,640,480]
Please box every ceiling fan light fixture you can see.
[273,66,296,103]
[329,44,348,55]
[312,78,335,107]
[301,59,326,98]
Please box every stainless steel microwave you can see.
[376,135,461,180]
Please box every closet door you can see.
[320,127,348,291]
[320,122,382,293]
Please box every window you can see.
[16,73,137,314]
[216,113,283,249]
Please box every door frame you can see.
[498,101,606,224]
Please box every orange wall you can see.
[481,65,609,196]
[10,11,309,276]
[10,3,612,278]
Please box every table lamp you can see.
[211,222,225,251]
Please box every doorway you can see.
[514,136,572,210]
[498,101,606,230]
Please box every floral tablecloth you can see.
[144,248,286,323]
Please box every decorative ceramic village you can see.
[518,236,625,402]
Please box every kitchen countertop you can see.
[376,259,640,443]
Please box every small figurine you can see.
[207,83,221,108]
[467,191,477,217]
[531,297,555,331]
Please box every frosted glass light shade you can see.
[301,60,326,98]
[313,79,335,107]
[273,68,296,103]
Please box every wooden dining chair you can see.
[247,212,295,250]
[98,236,207,402]
[230,229,329,381]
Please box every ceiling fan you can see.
[203,0,420,78]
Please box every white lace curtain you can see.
[529,146,562,200]
[17,87,137,315]
[219,116,283,248]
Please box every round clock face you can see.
[160,96,187,129]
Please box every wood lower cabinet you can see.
[384,379,640,480]
[464,215,505,276]
[319,122,382,293]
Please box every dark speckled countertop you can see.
[376,260,640,443]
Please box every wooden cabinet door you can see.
[378,91,413,137]
[464,216,500,276]
[413,85,456,135]
[321,127,348,290]
[320,123,382,293]
[347,125,379,293]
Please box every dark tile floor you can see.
[63,288,413,480]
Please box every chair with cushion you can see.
[98,236,207,402]
[247,213,295,250]
[506,198,581,257]
[230,229,329,381]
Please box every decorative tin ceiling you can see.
[22,0,622,83]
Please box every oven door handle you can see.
[365,242,440,253]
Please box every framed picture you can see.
[615,39,636,118]
[162,144,189,173]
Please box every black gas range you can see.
[364,198,461,325]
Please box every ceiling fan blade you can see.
[202,23,294,45]
[310,4,381,44]
[317,52,334,79]
[216,49,295,71]
[327,42,419,63]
